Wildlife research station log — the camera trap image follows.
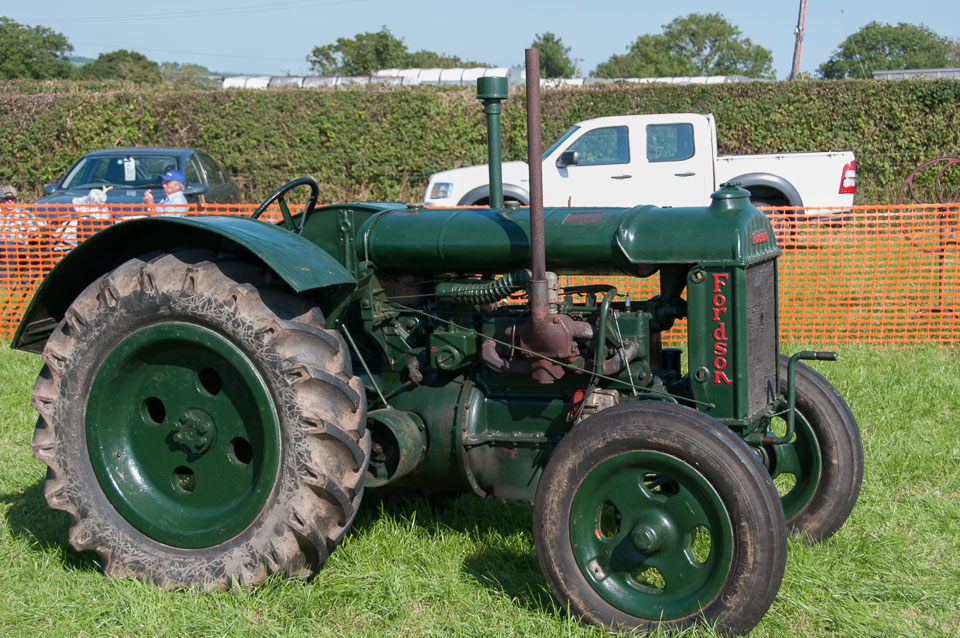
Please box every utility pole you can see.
[791,0,808,80]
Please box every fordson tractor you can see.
[14,51,862,635]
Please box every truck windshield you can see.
[542,126,580,161]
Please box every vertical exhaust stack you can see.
[516,47,580,384]
[525,48,548,326]
[476,76,508,208]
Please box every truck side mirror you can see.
[556,150,579,169]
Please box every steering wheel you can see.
[250,177,319,234]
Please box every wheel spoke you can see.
[771,440,803,477]
[665,486,711,533]
[649,548,708,595]
[278,198,296,231]
[601,470,658,521]
[607,536,647,573]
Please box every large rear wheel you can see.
[31,250,369,587]
[534,402,786,635]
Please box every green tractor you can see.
[14,51,862,635]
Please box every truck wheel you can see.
[764,355,863,542]
[534,402,786,635]
[31,250,369,588]
[749,194,796,244]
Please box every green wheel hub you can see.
[87,322,280,548]
[767,413,820,521]
[569,450,734,620]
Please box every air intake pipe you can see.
[477,76,508,209]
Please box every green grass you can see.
[1,344,958,637]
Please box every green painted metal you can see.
[477,77,508,208]
[298,201,409,280]
[780,350,839,445]
[357,186,777,278]
[429,328,479,371]
[569,450,734,619]
[593,289,618,377]
[13,215,359,353]
[686,265,741,420]
[365,409,427,487]
[377,373,472,492]
[462,373,577,500]
[86,322,280,548]
[362,367,580,501]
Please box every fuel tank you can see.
[356,184,779,276]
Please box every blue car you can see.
[34,148,241,205]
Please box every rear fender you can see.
[13,216,357,353]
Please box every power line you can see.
[69,40,308,65]
[16,0,365,25]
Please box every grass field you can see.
[1,344,958,637]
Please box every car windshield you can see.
[60,155,179,189]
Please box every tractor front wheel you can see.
[765,355,863,542]
[31,250,369,588]
[534,402,786,635]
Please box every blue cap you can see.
[159,169,186,185]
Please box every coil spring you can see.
[440,269,528,305]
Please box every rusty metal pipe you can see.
[525,48,546,284]
[525,48,547,323]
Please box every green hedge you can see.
[1,79,958,205]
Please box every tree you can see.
[532,32,578,78]
[595,34,696,78]
[819,22,958,79]
[407,49,481,68]
[307,27,409,75]
[307,27,485,75]
[78,49,161,83]
[160,62,217,86]
[594,13,774,79]
[0,17,73,79]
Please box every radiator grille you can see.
[745,259,779,415]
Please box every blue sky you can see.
[5,1,958,79]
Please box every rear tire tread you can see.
[32,249,369,589]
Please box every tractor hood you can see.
[363,184,779,277]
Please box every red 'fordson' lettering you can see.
[711,274,732,384]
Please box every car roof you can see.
[81,148,198,158]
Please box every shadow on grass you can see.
[0,477,101,574]
[460,541,561,617]
[356,487,560,617]
[4,478,558,615]
[355,487,535,541]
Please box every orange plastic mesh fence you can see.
[1,203,956,345]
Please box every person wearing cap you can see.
[143,169,188,205]
[1,183,44,284]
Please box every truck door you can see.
[541,124,639,207]
[636,119,713,207]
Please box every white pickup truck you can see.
[424,113,856,210]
